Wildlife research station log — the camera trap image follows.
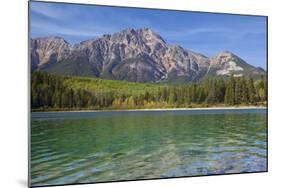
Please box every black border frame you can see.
[28,1,269,187]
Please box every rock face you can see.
[30,28,265,83]
[207,51,265,78]
[30,36,71,70]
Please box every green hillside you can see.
[62,75,163,96]
[31,71,267,111]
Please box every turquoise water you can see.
[31,109,267,186]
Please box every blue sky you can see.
[30,1,267,69]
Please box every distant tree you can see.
[247,77,256,104]
[31,71,266,110]
[168,87,175,104]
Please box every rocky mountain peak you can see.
[30,36,72,68]
[30,28,265,83]
[207,51,265,78]
[210,51,240,65]
[33,36,70,46]
[138,28,166,44]
[217,50,234,56]
[106,28,166,45]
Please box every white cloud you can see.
[31,21,108,38]
[156,25,265,43]
[30,2,74,20]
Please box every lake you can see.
[30,108,267,186]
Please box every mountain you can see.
[206,51,265,79]
[30,36,71,70]
[30,28,265,83]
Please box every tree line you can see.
[31,71,267,111]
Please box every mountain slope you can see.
[30,28,265,83]
[207,51,265,78]
[30,36,71,70]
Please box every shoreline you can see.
[31,106,267,113]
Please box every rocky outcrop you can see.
[30,28,265,83]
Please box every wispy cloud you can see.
[30,1,266,68]
[31,2,75,20]
[31,22,102,38]
[30,8,118,40]
[157,25,265,43]
[158,27,230,40]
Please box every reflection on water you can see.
[31,109,267,186]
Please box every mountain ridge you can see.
[30,28,265,83]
